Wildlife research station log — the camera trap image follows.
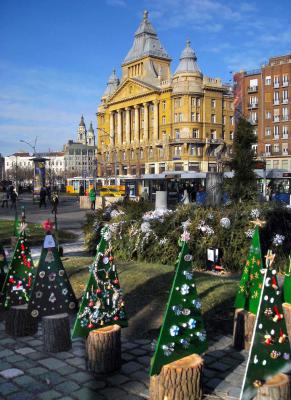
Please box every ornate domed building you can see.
[97,11,234,178]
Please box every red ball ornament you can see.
[109,256,114,262]
[113,279,119,285]
[96,289,102,294]
[114,316,119,320]
[88,301,94,307]
[88,323,93,328]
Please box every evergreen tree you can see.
[72,226,127,338]
[229,116,258,201]
[234,226,264,314]
[283,255,291,303]
[28,227,78,319]
[0,244,8,291]
[150,230,207,376]
[240,252,290,399]
[1,230,35,308]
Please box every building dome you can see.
[174,40,202,75]
[102,69,120,98]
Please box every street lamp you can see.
[19,137,37,155]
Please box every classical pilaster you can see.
[134,105,140,143]
[117,110,122,145]
[109,111,115,146]
[143,102,149,142]
[125,107,131,144]
[153,100,159,142]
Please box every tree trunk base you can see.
[149,354,204,400]
[254,373,290,400]
[233,308,245,350]
[42,313,72,352]
[244,310,256,350]
[282,303,291,343]
[5,304,38,337]
[86,324,121,373]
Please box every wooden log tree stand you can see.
[244,310,256,350]
[5,304,38,337]
[233,308,245,350]
[86,324,121,373]
[42,313,72,352]
[282,303,291,343]
[149,354,204,400]
[254,373,290,400]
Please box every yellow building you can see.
[97,11,234,178]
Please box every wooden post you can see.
[244,310,256,350]
[149,354,204,400]
[5,304,38,337]
[233,308,245,350]
[254,373,290,400]
[42,313,72,352]
[86,324,121,373]
[282,303,291,343]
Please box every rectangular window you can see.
[282,107,288,121]
[174,162,184,171]
[230,116,234,125]
[192,129,199,139]
[265,76,271,85]
[283,125,288,138]
[189,162,200,171]
[273,91,279,105]
[283,144,288,155]
[159,148,164,157]
[191,112,195,122]
[162,100,166,111]
[159,163,165,173]
[179,113,183,122]
[122,151,126,160]
[282,74,288,86]
[250,78,258,89]
[250,112,257,123]
[149,148,153,158]
[223,116,226,125]
[274,76,280,87]
[211,114,216,123]
[266,127,271,136]
[140,149,144,159]
[265,144,271,155]
[211,99,216,108]
[162,116,166,124]
[174,146,182,156]
[175,129,180,139]
[189,144,196,156]
[210,129,216,139]
[230,131,234,140]
[174,113,178,122]
[274,144,280,153]
[282,160,289,169]
[253,128,258,136]
[274,125,279,138]
[252,144,258,154]
[174,98,182,108]
[266,111,271,119]
[196,112,200,122]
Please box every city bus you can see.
[66,177,125,196]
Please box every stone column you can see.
[125,107,131,144]
[134,105,140,143]
[153,100,159,142]
[109,111,114,146]
[117,110,122,145]
[143,102,149,142]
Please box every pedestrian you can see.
[51,192,59,214]
[39,186,47,208]
[89,187,96,210]
[181,188,190,204]
[46,186,51,204]
[1,187,9,208]
[79,183,85,196]
[10,188,18,210]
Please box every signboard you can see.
[282,173,291,178]
[165,174,181,179]
[33,160,46,195]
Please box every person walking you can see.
[10,188,18,210]
[1,187,9,208]
[39,186,47,208]
[89,187,96,210]
[51,192,59,214]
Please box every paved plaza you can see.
[0,314,248,400]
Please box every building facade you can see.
[97,11,234,178]
[63,116,97,177]
[234,54,291,170]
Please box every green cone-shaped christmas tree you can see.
[28,220,78,319]
[150,230,207,376]
[240,251,290,400]
[283,255,291,304]
[72,225,127,338]
[1,228,35,309]
[0,244,8,291]
[234,226,264,314]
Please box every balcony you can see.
[273,99,280,105]
[282,115,289,121]
[248,102,258,109]
[282,81,289,87]
[273,135,279,140]
[283,134,289,140]
[273,116,280,122]
[274,82,280,88]
[282,99,289,104]
[249,118,258,124]
[265,152,271,157]
[206,138,225,145]
[169,137,206,145]
[248,86,258,93]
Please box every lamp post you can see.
[19,137,37,155]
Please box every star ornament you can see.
[42,219,54,232]
[265,251,276,267]
[250,219,266,228]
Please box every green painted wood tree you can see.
[27,229,78,319]
[283,255,291,303]
[150,230,207,376]
[72,225,127,338]
[1,230,35,308]
[240,252,290,399]
[0,244,8,291]
[234,226,264,314]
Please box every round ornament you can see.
[31,310,39,318]
[35,291,43,299]
[39,271,45,278]
[59,270,65,276]
[220,217,231,229]
[184,254,192,262]
[48,272,56,281]
[103,256,109,265]
[180,284,190,295]
[188,318,197,329]
[69,302,76,309]
[62,288,68,296]
[169,325,180,336]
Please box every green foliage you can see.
[229,117,258,201]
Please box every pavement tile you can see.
[228,386,242,397]
[26,339,43,346]
[210,362,232,372]
[55,365,77,376]
[0,349,14,358]
[203,368,218,379]
[39,358,68,370]
[84,379,106,390]
[122,353,135,361]
[136,355,151,366]
[72,387,105,400]
[0,362,12,371]
[7,391,32,400]
[118,395,144,400]
[15,347,36,355]
[121,361,143,374]
[39,371,67,385]
[6,355,26,363]
[26,351,49,361]
[26,367,49,376]
[55,380,80,394]
[130,348,148,356]
[36,390,62,400]
[54,351,74,360]
[67,371,92,384]
[0,338,17,346]
[131,370,150,383]
[13,374,38,387]
[15,360,37,369]
[66,357,86,368]
[106,373,129,385]
[0,368,24,379]
[207,350,227,358]
[134,339,151,345]
[121,380,148,397]
[72,348,85,357]
[123,342,138,350]
[0,382,18,395]
[100,387,127,400]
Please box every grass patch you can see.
[0,220,77,245]
[69,259,239,339]
[62,256,93,275]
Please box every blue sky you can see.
[0,0,290,155]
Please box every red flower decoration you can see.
[42,219,54,232]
